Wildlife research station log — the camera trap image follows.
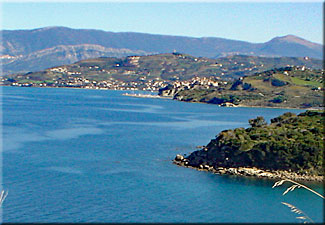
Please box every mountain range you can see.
[0,26,322,75]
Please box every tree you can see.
[249,116,267,127]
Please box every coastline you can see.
[2,85,321,110]
[173,157,323,183]
[122,93,172,99]
[5,85,323,182]
[173,111,324,184]
[170,97,320,110]
[235,103,322,111]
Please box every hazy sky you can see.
[1,1,323,44]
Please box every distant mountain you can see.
[256,35,323,59]
[1,44,153,75]
[0,27,322,75]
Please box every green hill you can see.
[166,66,323,109]
[175,111,324,178]
[3,53,323,85]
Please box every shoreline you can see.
[2,85,321,110]
[235,103,322,111]
[172,97,321,110]
[122,93,172,99]
[173,157,323,183]
[4,85,323,183]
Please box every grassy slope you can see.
[5,53,323,83]
[173,67,323,108]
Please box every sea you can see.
[1,86,324,223]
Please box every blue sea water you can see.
[1,86,324,223]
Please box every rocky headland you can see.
[173,110,324,182]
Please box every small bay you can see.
[2,87,323,223]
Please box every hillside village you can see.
[1,53,322,94]
[2,74,226,92]
[1,53,323,109]
[159,65,323,109]
[5,76,168,91]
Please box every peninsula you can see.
[174,110,324,182]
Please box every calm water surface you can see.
[2,87,324,223]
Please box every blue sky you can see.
[1,2,323,44]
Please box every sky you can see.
[0,1,323,44]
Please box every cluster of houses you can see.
[1,73,228,92]
[171,76,226,90]
[2,75,171,91]
[1,63,322,92]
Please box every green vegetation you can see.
[290,77,321,87]
[4,53,323,109]
[3,53,323,84]
[169,66,323,109]
[186,111,324,176]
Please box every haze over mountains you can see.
[0,26,322,75]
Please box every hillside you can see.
[174,111,324,181]
[1,27,322,75]
[2,53,322,87]
[160,66,323,109]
